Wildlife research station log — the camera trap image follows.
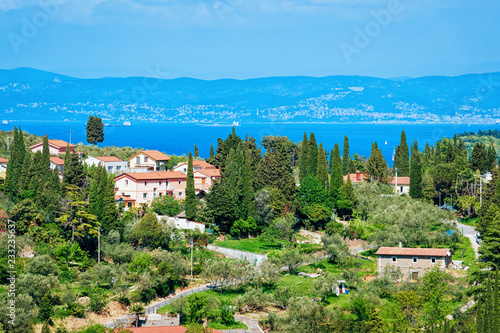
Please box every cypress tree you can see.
[240,149,255,219]
[5,127,19,200]
[63,148,85,189]
[486,140,497,172]
[194,145,199,158]
[338,175,357,217]
[409,141,423,199]
[471,142,488,173]
[367,142,388,183]
[18,149,32,194]
[342,135,351,175]
[41,134,51,182]
[209,144,214,160]
[316,143,328,189]
[185,152,197,220]
[88,165,102,218]
[329,144,343,207]
[102,175,119,232]
[394,131,410,176]
[307,133,318,178]
[51,168,61,195]
[299,133,309,181]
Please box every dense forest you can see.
[0,127,499,333]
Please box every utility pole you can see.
[395,168,398,196]
[190,237,194,283]
[98,227,101,263]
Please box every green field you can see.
[214,238,321,255]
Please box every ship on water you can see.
[104,121,132,127]
[197,121,240,127]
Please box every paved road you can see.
[446,220,479,259]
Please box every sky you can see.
[0,0,499,80]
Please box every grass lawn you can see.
[458,216,479,227]
[299,258,377,278]
[214,238,322,255]
[452,236,476,266]
[209,320,248,330]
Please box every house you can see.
[376,244,453,280]
[173,160,217,174]
[49,156,64,171]
[193,168,221,193]
[114,171,187,207]
[344,170,367,183]
[30,139,76,155]
[128,150,170,172]
[0,157,8,179]
[389,176,410,195]
[85,155,128,174]
[161,212,206,233]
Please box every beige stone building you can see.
[376,246,453,280]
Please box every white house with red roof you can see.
[128,150,170,172]
[173,160,217,174]
[389,176,410,195]
[114,171,187,208]
[85,155,129,174]
[49,156,65,171]
[30,139,76,155]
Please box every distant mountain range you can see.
[1,67,499,124]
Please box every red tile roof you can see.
[376,247,453,257]
[195,169,221,178]
[177,160,216,169]
[115,171,186,181]
[129,150,170,161]
[114,195,136,202]
[95,156,124,162]
[0,157,8,163]
[49,156,65,165]
[389,177,411,186]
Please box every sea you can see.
[2,121,500,165]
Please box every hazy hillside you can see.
[1,69,499,124]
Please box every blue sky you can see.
[1,0,499,79]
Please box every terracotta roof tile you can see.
[129,150,170,161]
[195,168,221,177]
[115,171,186,181]
[50,156,65,165]
[95,156,124,162]
[389,177,411,186]
[375,247,452,257]
[0,158,8,163]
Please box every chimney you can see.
[399,241,402,248]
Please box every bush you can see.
[27,254,58,276]
[88,289,107,314]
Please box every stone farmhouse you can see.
[376,245,453,281]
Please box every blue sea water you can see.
[3,121,500,165]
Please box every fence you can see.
[207,245,268,266]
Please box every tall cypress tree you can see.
[342,135,351,175]
[316,143,328,189]
[299,133,309,181]
[185,152,197,220]
[394,131,410,176]
[486,140,497,172]
[307,133,318,178]
[471,142,488,173]
[329,144,343,206]
[41,135,51,182]
[367,142,388,183]
[338,176,357,217]
[102,175,119,232]
[194,145,199,158]
[88,165,102,218]
[5,128,19,199]
[409,141,423,199]
[240,149,255,219]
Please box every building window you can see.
[108,166,113,171]
[128,202,132,208]
[143,193,147,199]
[144,181,147,186]
[401,186,404,192]
[178,180,182,185]
[136,156,140,164]
[431,257,436,263]
[412,257,418,263]
[116,166,121,171]
[144,156,149,163]
[202,178,206,184]
[167,180,170,186]
[159,193,162,197]
[392,257,397,262]
[179,192,183,197]
[159,181,162,185]
[125,180,128,187]
[153,188,157,198]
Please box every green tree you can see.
[329,144,343,207]
[342,135,352,175]
[420,266,450,326]
[486,140,497,171]
[279,248,304,274]
[86,115,104,145]
[185,152,198,220]
[316,143,329,188]
[307,133,318,178]
[194,145,199,158]
[151,194,182,216]
[394,131,410,176]
[132,213,163,248]
[38,293,53,323]
[337,176,357,217]
[62,148,85,189]
[367,142,388,183]
[471,142,488,173]
[299,132,309,181]
[322,234,349,265]
[207,144,215,166]
[409,141,423,199]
